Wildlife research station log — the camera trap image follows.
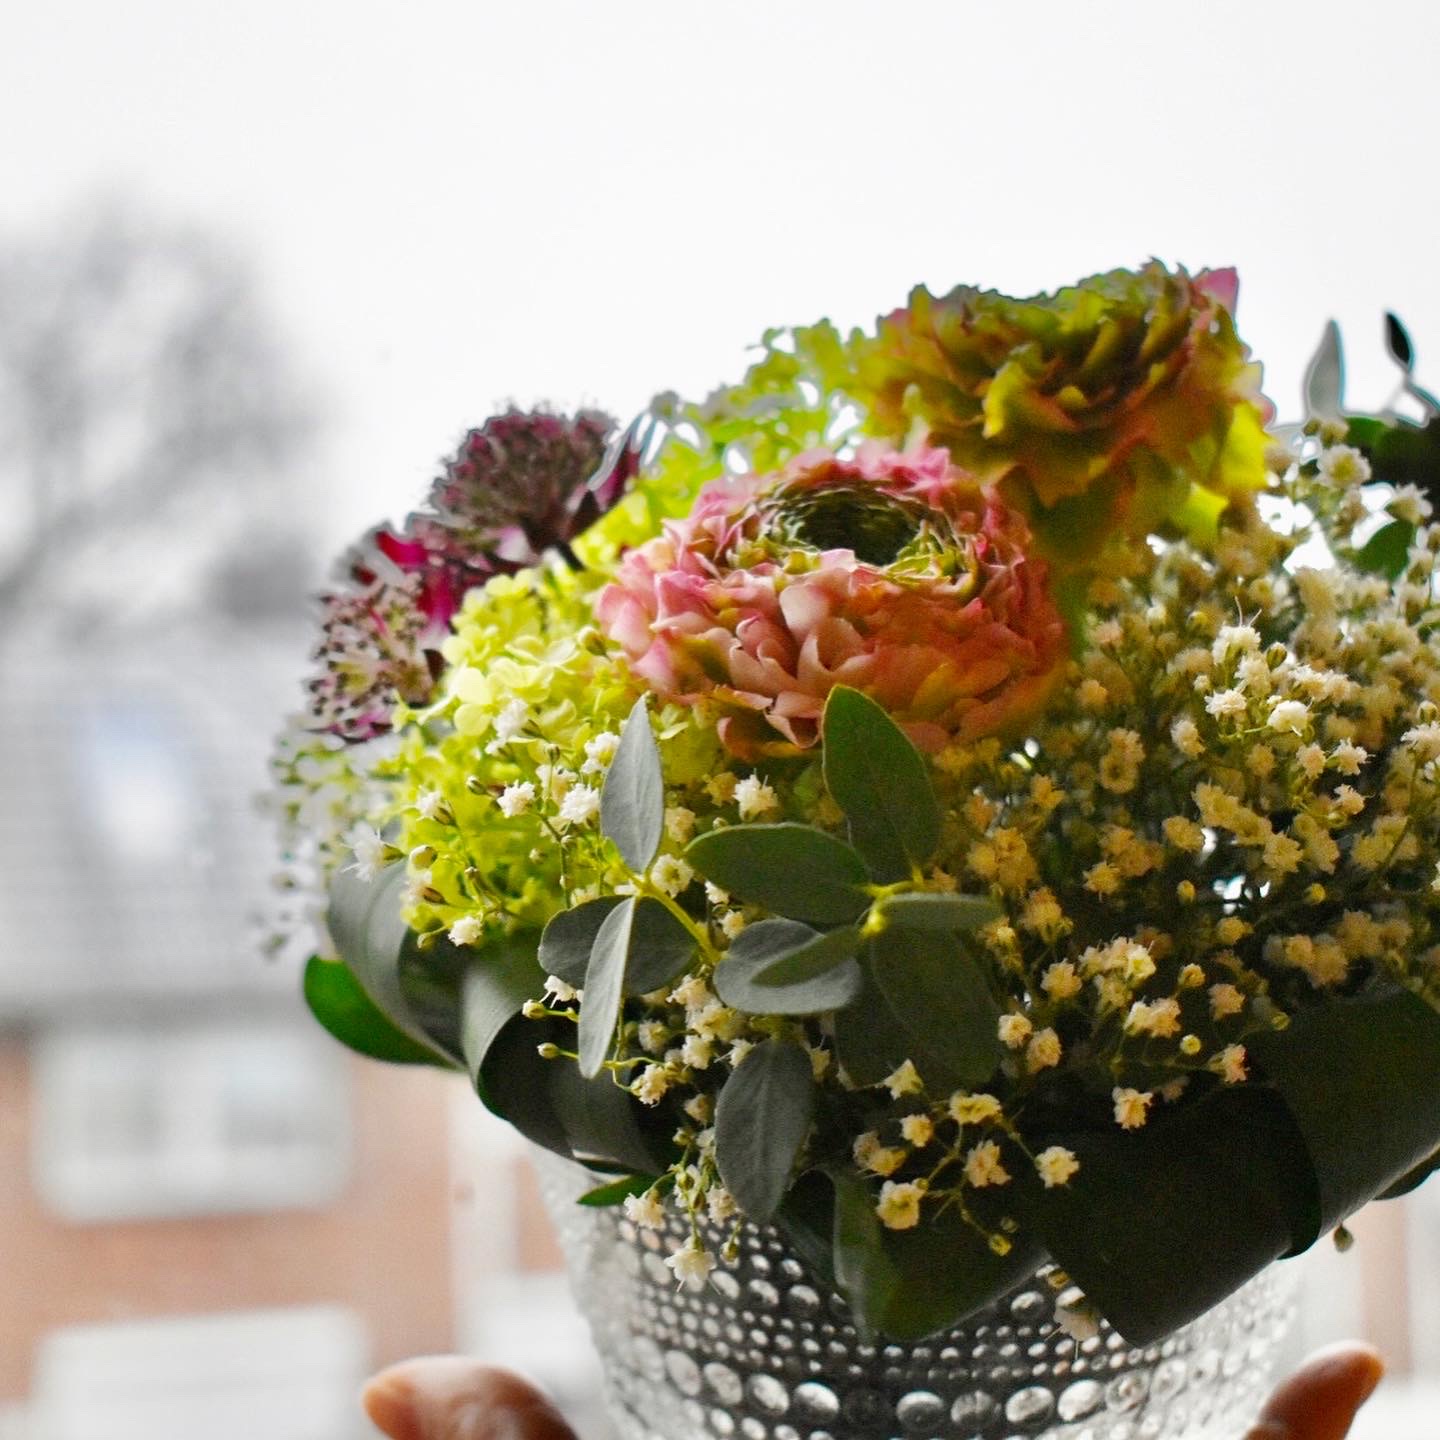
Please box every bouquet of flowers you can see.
[272,263,1440,1347]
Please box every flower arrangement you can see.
[272,265,1440,1346]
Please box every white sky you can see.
[6,0,1438,552]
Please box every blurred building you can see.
[0,617,457,1440]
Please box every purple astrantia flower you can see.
[305,408,645,742]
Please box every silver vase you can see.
[535,1152,1298,1440]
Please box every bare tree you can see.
[0,201,319,621]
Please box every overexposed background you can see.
[0,1,1436,1436]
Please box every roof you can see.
[0,614,313,1015]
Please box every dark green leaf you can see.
[303,955,450,1066]
[539,897,624,985]
[1386,311,1415,372]
[873,891,1001,935]
[1355,518,1416,580]
[822,686,940,882]
[1378,1146,1440,1202]
[327,864,428,1043]
[830,1167,898,1340]
[713,919,862,1015]
[774,1171,839,1292]
[1015,1084,1311,1344]
[578,1174,660,1207]
[833,960,925,1087]
[459,933,549,1085]
[548,1060,675,1175]
[474,1017,674,1176]
[868,927,1004,1089]
[715,1040,815,1223]
[1248,985,1440,1248]
[327,862,466,1065]
[686,823,869,924]
[623,897,698,995]
[475,1016,576,1158]
[1304,319,1344,420]
[832,1168,1043,1341]
[578,897,635,1078]
[602,697,664,873]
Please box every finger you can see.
[362,1358,578,1440]
[1244,1342,1384,1440]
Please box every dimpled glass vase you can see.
[535,1153,1298,1440]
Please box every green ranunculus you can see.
[849,263,1273,559]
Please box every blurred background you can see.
[0,1,1436,1435]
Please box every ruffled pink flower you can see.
[597,445,1067,758]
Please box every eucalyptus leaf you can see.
[715,1040,816,1223]
[602,697,664,874]
[873,891,1001,935]
[1304,319,1344,420]
[713,919,862,1015]
[578,897,636,1078]
[623,897,698,994]
[539,897,624,986]
[833,960,925,1088]
[822,686,940,882]
[303,955,451,1067]
[868,927,1004,1089]
[686,823,870,924]
[1247,985,1440,1248]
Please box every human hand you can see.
[363,1340,1384,1440]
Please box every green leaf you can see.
[326,863,465,1066]
[868,927,1003,1089]
[623,897,698,995]
[303,955,450,1066]
[873,891,1001,935]
[578,1174,660,1207]
[1015,1084,1311,1345]
[578,897,635,1079]
[475,1017,674,1177]
[474,1017,575,1157]
[538,897,624,986]
[822,686,940,882]
[686,823,869,924]
[1247,985,1440,1249]
[713,920,862,1015]
[1304,319,1344,419]
[602,696,664,873]
[833,960,925,1088]
[1355,518,1416,580]
[774,1171,839,1292]
[831,1168,1043,1341]
[574,897,696,1078]
[459,933,548,1086]
[1386,311,1415,372]
[548,1059,675,1175]
[715,1039,816,1223]
[1378,1147,1440,1202]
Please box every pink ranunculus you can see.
[596,444,1068,758]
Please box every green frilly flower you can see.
[848,263,1273,559]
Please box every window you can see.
[34,1015,351,1221]
[31,1306,369,1440]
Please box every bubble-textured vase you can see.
[536,1153,1298,1440]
